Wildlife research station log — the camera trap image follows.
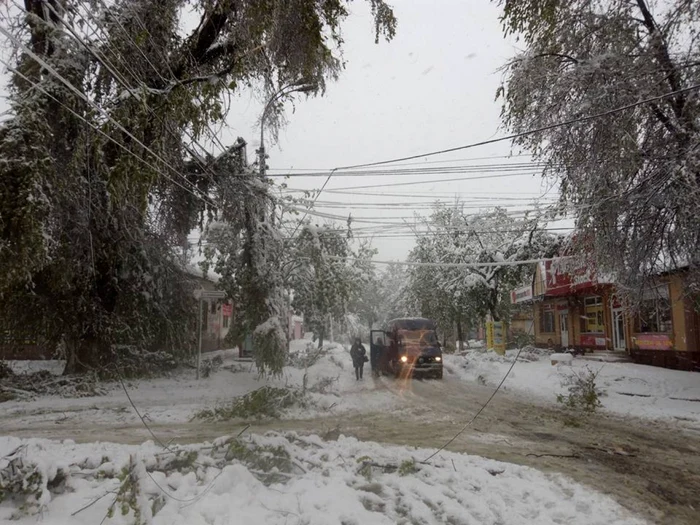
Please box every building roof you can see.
[184,263,221,283]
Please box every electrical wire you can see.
[331,83,700,170]
[0,58,216,209]
[266,153,536,171]
[0,24,218,209]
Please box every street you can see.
[4,371,699,525]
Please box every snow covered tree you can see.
[0,1,396,374]
[496,0,700,295]
[289,223,360,348]
[406,203,558,349]
[345,241,379,331]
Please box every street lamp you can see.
[257,80,318,177]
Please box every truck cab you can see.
[371,317,443,379]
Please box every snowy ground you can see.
[0,432,644,525]
[5,341,700,523]
[2,341,397,429]
[4,341,700,431]
[444,348,700,428]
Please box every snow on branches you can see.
[406,203,558,328]
[497,0,700,294]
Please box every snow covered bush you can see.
[194,386,305,421]
[557,366,604,425]
[287,342,327,369]
[200,355,224,378]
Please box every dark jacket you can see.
[350,343,366,367]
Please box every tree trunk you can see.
[317,326,325,349]
[457,319,464,353]
[62,335,110,375]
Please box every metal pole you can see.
[197,296,203,380]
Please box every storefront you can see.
[518,259,699,369]
[531,260,614,351]
[627,273,699,370]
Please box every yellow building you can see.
[521,261,699,370]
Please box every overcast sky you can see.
[213,0,560,260]
[0,1,563,262]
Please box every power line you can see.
[290,172,541,192]
[267,153,536,171]
[0,24,218,209]
[422,344,527,464]
[264,163,553,178]
[282,82,699,228]
[282,188,554,198]
[331,83,700,170]
[316,256,562,268]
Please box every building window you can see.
[636,285,672,333]
[580,296,604,333]
[539,304,555,333]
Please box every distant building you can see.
[289,315,304,340]
[512,257,699,370]
[186,265,233,353]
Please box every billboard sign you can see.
[510,286,533,304]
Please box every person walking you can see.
[371,336,384,377]
[350,337,367,380]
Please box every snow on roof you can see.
[184,263,221,283]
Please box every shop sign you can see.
[544,258,597,296]
[222,304,233,317]
[634,334,672,350]
[486,321,506,355]
[510,286,533,304]
[580,334,607,347]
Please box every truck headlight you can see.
[435,356,442,362]
[400,355,408,363]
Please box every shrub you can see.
[287,342,326,369]
[309,375,339,394]
[225,438,298,485]
[194,386,304,420]
[557,366,604,425]
[398,459,418,476]
[200,355,223,378]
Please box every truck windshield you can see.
[398,330,438,346]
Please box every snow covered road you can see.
[3,345,700,524]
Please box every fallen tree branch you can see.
[71,489,117,517]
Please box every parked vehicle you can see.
[370,317,443,379]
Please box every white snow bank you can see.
[0,433,644,525]
[6,360,65,375]
[1,340,396,428]
[550,353,573,364]
[444,349,700,427]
